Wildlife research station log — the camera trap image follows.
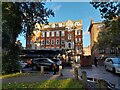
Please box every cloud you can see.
[51,4,62,13]
[83,31,89,35]
[83,26,90,35]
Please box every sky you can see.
[17,2,102,47]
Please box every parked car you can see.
[51,58,62,71]
[104,57,120,74]
[52,58,61,65]
[18,61,28,68]
[31,58,57,71]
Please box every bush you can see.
[2,51,20,75]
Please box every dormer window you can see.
[59,23,63,27]
[75,22,80,26]
[52,24,55,28]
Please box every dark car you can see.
[51,58,62,71]
[31,58,57,71]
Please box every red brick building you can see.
[26,19,83,56]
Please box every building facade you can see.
[88,19,120,60]
[83,45,91,56]
[26,19,83,56]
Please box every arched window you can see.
[68,43,71,48]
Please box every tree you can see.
[19,2,54,36]
[2,2,22,74]
[2,2,54,74]
[90,2,120,21]
[90,2,120,56]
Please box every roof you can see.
[88,21,103,32]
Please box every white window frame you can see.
[61,31,65,36]
[75,38,77,43]
[78,38,81,43]
[61,39,65,45]
[68,34,71,40]
[42,32,45,37]
[77,30,81,35]
[56,31,59,37]
[46,39,50,45]
[56,39,60,45]
[51,39,55,45]
[41,40,45,45]
[46,32,50,37]
[75,30,77,35]
[51,31,54,37]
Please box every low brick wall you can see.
[80,56,92,67]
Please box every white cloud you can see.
[83,26,90,35]
[51,4,62,13]
[83,31,89,35]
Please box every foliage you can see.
[90,2,120,21]
[2,79,83,89]
[2,2,54,74]
[98,17,120,48]
[2,2,22,74]
[90,2,120,53]
[19,2,54,36]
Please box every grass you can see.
[0,72,44,79]
[2,79,83,89]
[0,72,32,79]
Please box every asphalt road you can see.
[79,65,120,89]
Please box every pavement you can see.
[1,65,120,89]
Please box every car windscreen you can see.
[113,58,120,64]
[47,58,54,63]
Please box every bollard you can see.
[74,66,79,80]
[59,65,62,76]
[82,71,88,88]
[98,79,107,90]
[41,66,44,75]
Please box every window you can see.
[68,34,71,40]
[51,31,54,37]
[46,40,50,45]
[52,24,55,28]
[61,31,65,36]
[56,31,59,36]
[68,43,71,48]
[56,39,59,45]
[61,39,65,45]
[59,23,62,27]
[77,30,81,35]
[42,32,45,37]
[46,32,50,37]
[98,24,104,30]
[75,30,77,35]
[75,22,80,26]
[41,40,45,45]
[78,38,81,43]
[76,46,78,50]
[51,39,55,45]
[75,38,77,43]
[110,48,115,54]
[99,49,105,54]
[55,24,59,27]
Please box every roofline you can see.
[88,22,103,32]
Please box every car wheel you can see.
[32,65,37,70]
[113,68,116,74]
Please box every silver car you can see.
[104,57,120,74]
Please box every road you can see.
[78,65,120,89]
[22,65,120,88]
[2,65,120,89]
